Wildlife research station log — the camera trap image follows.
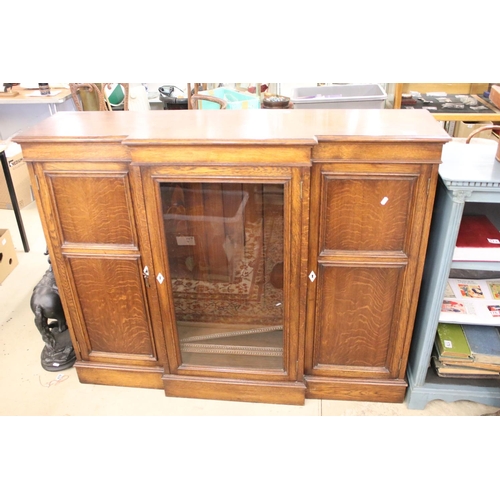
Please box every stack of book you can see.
[432,322,500,378]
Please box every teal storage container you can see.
[198,87,260,110]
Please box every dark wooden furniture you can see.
[15,109,450,405]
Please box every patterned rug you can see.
[171,200,284,325]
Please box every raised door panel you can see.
[67,256,155,359]
[45,167,137,248]
[322,175,413,252]
[313,263,404,377]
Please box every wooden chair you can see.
[190,94,227,110]
[187,83,227,110]
[69,83,129,111]
[69,83,105,111]
[103,83,129,111]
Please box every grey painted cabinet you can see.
[406,140,500,409]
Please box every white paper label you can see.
[487,238,500,244]
[380,197,389,205]
[176,236,195,246]
[444,340,453,348]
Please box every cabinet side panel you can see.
[315,264,401,368]
[68,256,154,356]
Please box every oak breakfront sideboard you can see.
[15,109,450,405]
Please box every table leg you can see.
[0,150,29,252]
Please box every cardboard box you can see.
[0,228,19,284]
[0,142,34,210]
[453,121,493,140]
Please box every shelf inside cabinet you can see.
[178,323,284,370]
[425,365,500,389]
[406,364,500,410]
[450,261,500,271]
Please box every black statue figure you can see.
[30,259,76,371]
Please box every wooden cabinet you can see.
[16,109,449,405]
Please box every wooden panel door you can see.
[306,162,434,381]
[34,162,167,371]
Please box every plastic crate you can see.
[197,87,260,110]
[291,84,387,109]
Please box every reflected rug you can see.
[172,203,284,325]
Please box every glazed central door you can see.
[141,165,307,387]
[161,181,285,370]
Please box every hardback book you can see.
[438,357,500,373]
[461,324,500,365]
[435,323,473,360]
[452,215,500,262]
[432,356,500,378]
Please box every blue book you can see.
[461,325,500,365]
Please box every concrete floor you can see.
[1,202,499,416]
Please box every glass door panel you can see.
[160,182,285,370]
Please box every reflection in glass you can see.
[160,182,284,370]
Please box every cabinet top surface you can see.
[14,109,450,145]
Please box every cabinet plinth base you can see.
[75,362,164,390]
[163,374,306,405]
[304,376,408,403]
